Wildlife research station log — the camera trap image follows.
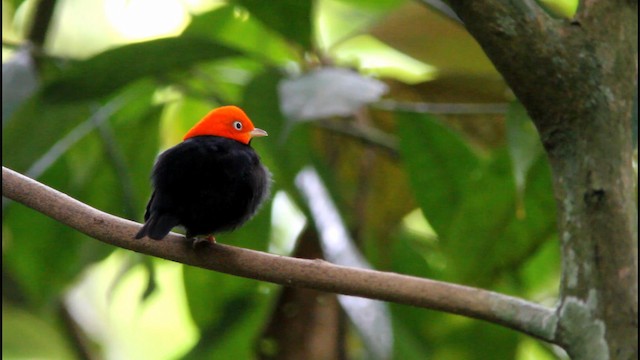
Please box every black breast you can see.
[149,136,270,238]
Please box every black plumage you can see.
[135,135,270,240]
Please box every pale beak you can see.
[250,128,268,138]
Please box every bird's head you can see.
[182,106,268,145]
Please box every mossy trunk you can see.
[448,1,638,358]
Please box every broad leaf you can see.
[2,95,93,173]
[396,112,480,238]
[236,0,313,50]
[184,5,296,65]
[41,37,240,102]
[3,85,161,307]
[2,305,76,359]
[445,151,556,284]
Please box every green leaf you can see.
[331,0,407,9]
[41,37,240,102]
[181,202,273,358]
[444,151,557,284]
[184,5,296,64]
[396,112,480,238]
[397,111,556,286]
[442,150,520,282]
[182,293,259,360]
[188,57,266,104]
[236,0,313,50]
[2,95,93,173]
[498,157,557,283]
[182,197,272,318]
[2,305,76,360]
[519,233,560,300]
[391,309,432,359]
[3,164,114,307]
[317,0,408,50]
[105,86,163,218]
[391,217,442,280]
[536,0,579,19]
[432,320,519,359]
[3,84,160,307]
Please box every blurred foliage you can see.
[3,0,564,359]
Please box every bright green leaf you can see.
[236,0,313,50]
[2,95,93,173]
[2,305,76,360]
[184,5,296,64]
[443,150,520,282]
[536,0,579,19]
[445,151,557,285]
[317,0,408,50]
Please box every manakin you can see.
[135,106,271,243]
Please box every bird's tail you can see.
[135,214,180,240]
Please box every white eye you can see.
[233,121,243,130]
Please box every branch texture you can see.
[2,166,558,343]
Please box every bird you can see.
[135,105,271,244]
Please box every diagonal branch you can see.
[2,166,559,344]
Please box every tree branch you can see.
[2,166,559,343]
[315,119,399,159]
[374,100,509,115]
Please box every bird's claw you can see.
[191,235,216,249]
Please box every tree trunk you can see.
[447,1,638,358]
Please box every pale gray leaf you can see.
[2,45,39,124]
[296,167,393,360]
[278,68,388,121]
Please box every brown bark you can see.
[446,0,638,358]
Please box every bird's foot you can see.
[191,235,216,249]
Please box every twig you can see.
[57,300,100,360]
[2,166,559,344]
[374,99,509,114]
[418,0,463,24]
[315,120,399,158]
[26,0,57,48]
[1,98,125,212]
[25,97,126,180]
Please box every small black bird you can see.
[135,106,270,243]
